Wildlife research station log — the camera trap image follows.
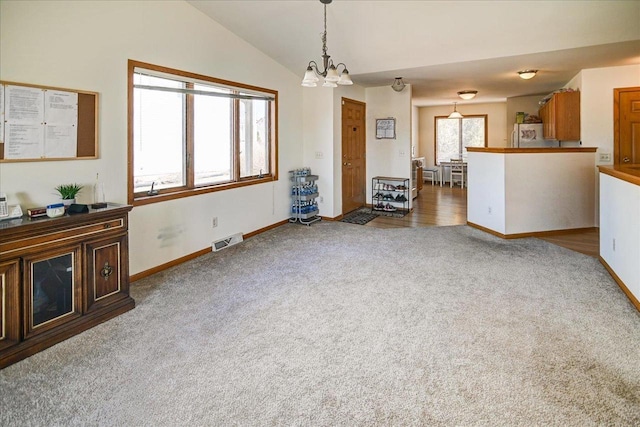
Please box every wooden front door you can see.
[614,87,640,165]
[341,98,366,214]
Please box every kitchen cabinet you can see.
[0,204,134,369]
[538,91,580,142]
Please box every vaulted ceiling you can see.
[188,0,640,106]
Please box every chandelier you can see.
[301,0,353,88]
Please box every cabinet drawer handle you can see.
[100,262,113,280]
[104,223,111,229]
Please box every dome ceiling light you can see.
[518,70,538,80]
[457,90,477,100]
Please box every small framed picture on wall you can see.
[376,118,396,139]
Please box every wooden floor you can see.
[364,182,599,258]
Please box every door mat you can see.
[341,208,379,225]
[341,207,407,225]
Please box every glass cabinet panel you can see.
[25,246,82,337]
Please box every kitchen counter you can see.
[466,147,597,237]
[598,164,640,186]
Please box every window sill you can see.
[130,175,276,207]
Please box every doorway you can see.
[341,98,366,214]
[614,87,640,164]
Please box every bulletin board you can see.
[0,80,98,162]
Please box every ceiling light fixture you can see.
[448,102,463,119]
[518,70,538,80]
[457,90,477,100]
[391,77,406,92]
[301,0,353,88]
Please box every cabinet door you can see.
[23,245,83,338]
[541,97,556,140]
[0,261,20,351]
[555,92,580,141]
[85,234,129,312]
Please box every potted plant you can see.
[55,183,83,206]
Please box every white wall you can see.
[577,65,640,158]
[505,152,595,234]
[417,102,508,167]
[467,152,506,234]
[0,1,304,275]
[365,85,412,206]
[301,84,366,219]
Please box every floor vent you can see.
[212,232,243,252]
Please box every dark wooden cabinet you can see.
[0,204,134,369]
[538,91,581,142]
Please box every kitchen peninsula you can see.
[466,147,597,237]
[598,165,640,311]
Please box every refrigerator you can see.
[511,124,556,147]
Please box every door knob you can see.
[623,157,630,163]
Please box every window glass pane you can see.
[193,84,233,186]
[133,75,185,193]
[436,118,460,164]
[239,99,269,178]
[462,117,485,157]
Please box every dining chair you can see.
[449,159,465,188]
[423,167,440,186]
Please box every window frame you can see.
[127,60,278,206]
[434,114,488,165]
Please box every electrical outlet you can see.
[315,151,324,159]
[398,150,405,157]
[212,217,218,228]
[487,206,492,214]
[318,196,324,203]
[599,152,612,162]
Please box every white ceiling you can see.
[187,0,640,106]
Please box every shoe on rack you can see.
[384,203,397,212]
[373,192,383,199]
[395,194,407,202]
[374,202,385,210]
[396,185,406,191]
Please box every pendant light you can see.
[301,0,353,88]
[448,102,463,119]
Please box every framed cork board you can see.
[0,80,98,162]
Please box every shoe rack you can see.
[289,168,321,226]
[371,176,409,216]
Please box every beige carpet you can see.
[1,222,639,426]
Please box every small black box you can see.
[68,204,89,214]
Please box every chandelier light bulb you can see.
[301,0,352,88]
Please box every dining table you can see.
[438,160,468,186]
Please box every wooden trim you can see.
[598,165,640,186]
[320,215,342,221]
[467,222,507,238]
[599,256,640,312]
[130,247,211,283]
[467,222,597,240]
[243,219,289,239]
[466,147,597,153]
[130,219,289,282]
